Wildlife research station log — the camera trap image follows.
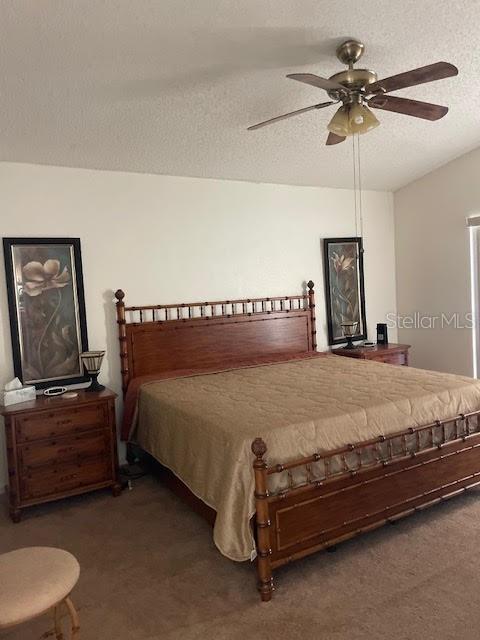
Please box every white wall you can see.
[394,146,480,375]
[0,162,397,485]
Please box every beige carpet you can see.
[1,474,480,640]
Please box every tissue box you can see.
[2,385,36,407]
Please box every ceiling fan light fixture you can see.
[327,105,350,137]
[349,102,380,134]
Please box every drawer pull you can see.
[59,473,78,482]
[57,447,76,454]
[57,419,72,426]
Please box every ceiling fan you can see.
[247,39,458,145]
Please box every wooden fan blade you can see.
[369,95,448,120]
[287,73,349,93]
[247,101,334,130]
[369,62,458,94]
[326,132,346,145]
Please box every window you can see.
[468,216,480,377]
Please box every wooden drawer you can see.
[371,352,406,366]
[20,458,111,501]
[16,402,107,443]
[19,429,110,471]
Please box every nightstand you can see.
[1,388,121,522]
[332,343,410,366]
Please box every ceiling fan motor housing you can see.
[327,69,378,99]
[328,41,378,100]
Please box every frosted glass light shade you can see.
[349,103,380,134]
[327,106,351,136]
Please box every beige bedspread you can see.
[133,354,480,561]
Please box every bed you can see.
[115,282,480,601]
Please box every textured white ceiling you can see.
[1,1,479,191]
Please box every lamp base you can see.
[342,336,357,349]
[85,373,105,393]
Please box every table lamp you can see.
[340,322,359,349]
[80,351,105,392]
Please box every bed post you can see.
[307,280,317,351]
[115,289,129,397]
[251,438,273,602]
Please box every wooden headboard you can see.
[114,281,317,395]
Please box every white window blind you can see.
[469,224,480,377]
[467,215,480,227]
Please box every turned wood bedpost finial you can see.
[251,437,273,602]
[252,437,267,461]
[306,280,317,351]
[115,289,129,396]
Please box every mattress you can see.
[128,353,480,561]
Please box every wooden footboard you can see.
[252,410,480,601]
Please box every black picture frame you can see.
[323,237,367,346]
[3,237,89,389]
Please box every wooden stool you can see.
[0,547,80,638]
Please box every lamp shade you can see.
[340,321,360,349]
[349,103,379,135]
[327,105,351,137]
[80,351,105,374]
[340,321,359,338]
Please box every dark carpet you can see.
[1,475,479,639]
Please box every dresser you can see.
[1,389,120,522]
[332,343,411,366]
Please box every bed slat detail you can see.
[266,412,480,487]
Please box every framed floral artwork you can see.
[3,238,89,388]
[323,237,367,346]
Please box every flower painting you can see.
[323,237,367,345]
[3,238,89,388]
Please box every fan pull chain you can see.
[357,133,364,241]
[352,133,358,238]
[351,133,364,248]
